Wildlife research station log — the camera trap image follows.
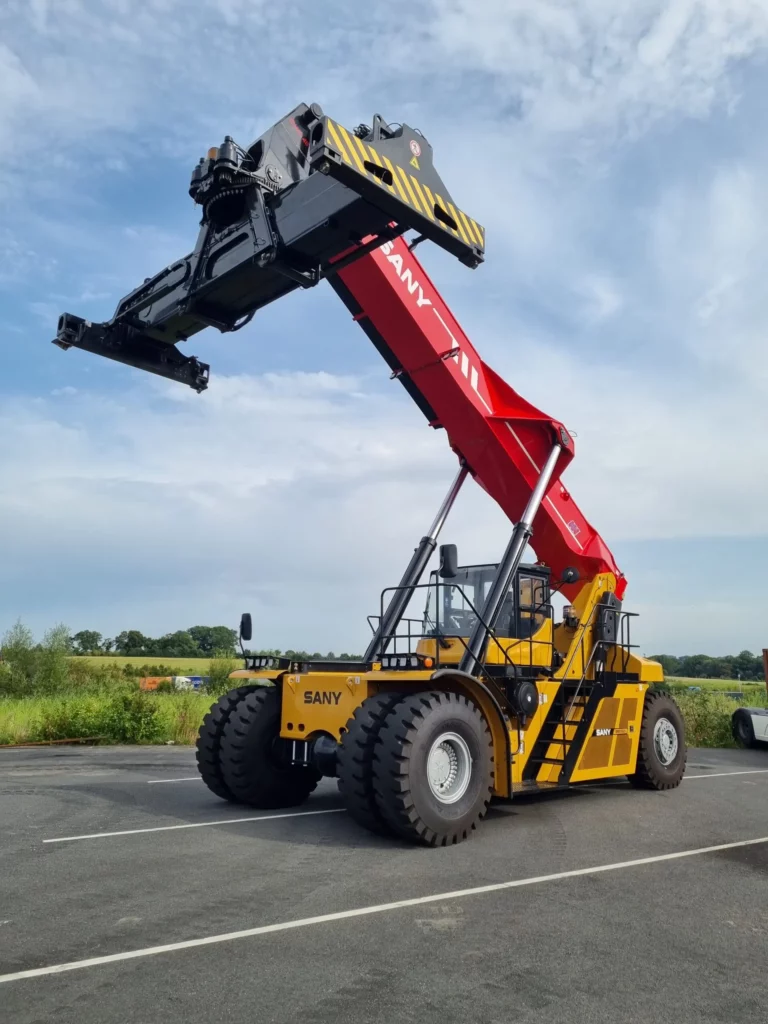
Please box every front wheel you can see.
[628,690,687,790]
[219,687,320,808]
[372,691,493,846]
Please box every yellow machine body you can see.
[229,572,664,799]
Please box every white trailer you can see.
[732,707,768,748]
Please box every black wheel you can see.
[196,685,261,801]
[219,687,320,808]
[337,692,406,836]
[372,691,494,846]
[628,691,687,790]
[732,710,757,749]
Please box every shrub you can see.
[119,663,180,679]
[0,621,87,696]
[0,621,47,697]
[673,690,741,748]
[36,624,73,692]
[38,695,112,742]
[105,691,165,743]
[25,691,155,743]
[0,691,212,746]
[155,692,210,744]
[203,652,241,698]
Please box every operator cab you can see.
[416,561,553,671]
[423,562,550,642]
[377,560,554,672]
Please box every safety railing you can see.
[370,579,556,681]
[555,606,642,753]
[369,586,643,762]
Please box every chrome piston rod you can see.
[365,463,468,662]
[458,443,564,676]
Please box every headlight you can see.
[380,655,420,670]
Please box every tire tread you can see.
[195,684,261,801]
[629,690,687,790]
[337,692,407,836]
[372,690,493,846]
[219,687,320,808]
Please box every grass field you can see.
[70,656,218,673]
[667,676,767,693]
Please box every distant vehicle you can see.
[732,708,768,748]
[731,649,768,749]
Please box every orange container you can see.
[139,676,172,691]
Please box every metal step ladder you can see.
[525,642,601,780]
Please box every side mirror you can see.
[561,566,580,584]
[239,613,253,643]
[562,604,580,629]
[439,543,458,579]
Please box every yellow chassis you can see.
[230,573,663,797]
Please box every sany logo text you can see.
[379,240,487,409]
[380,241,432,308]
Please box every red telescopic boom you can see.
[333,236,626,600]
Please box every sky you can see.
[1,0,768,656]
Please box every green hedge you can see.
[0,691,209,746]
[2,685,765,749]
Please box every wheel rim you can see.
[736,717,749,741]
[653,717,679,766]
[426,731,472,804]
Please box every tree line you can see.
[70,626,238,658]
[7,624,765,678]
[68,630,362,661]
[650,650,766,681]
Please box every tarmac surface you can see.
[1,743,767,1023]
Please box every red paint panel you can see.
[337,237,625,599]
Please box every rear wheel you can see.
[337,692,406,836]
[372,691,493,846]
[628,690,687,790]
[219,687,320,808]
[196,684,261,801]
[732,710,757,749]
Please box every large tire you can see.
[628,690,687,790]
[196,685,261,801]
[732,709,757,749]
[337,692,406,836]
[219,687,320,808]
[372,691,494,846]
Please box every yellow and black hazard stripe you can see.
[324,118,485,254]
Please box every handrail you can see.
[375,580,554,682]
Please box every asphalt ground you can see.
[1,744,767,1024]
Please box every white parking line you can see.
[146,777,200,784]
[685,769,768,780]
[43,808,345,843]
[142,768,767,787]
[4,834,767,984]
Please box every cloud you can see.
[648,160,768,389]
[427,0,768,136]
[1,353,766,652]
[0,371,457,646]
[2,2,768,654]
[2,1,767,198]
